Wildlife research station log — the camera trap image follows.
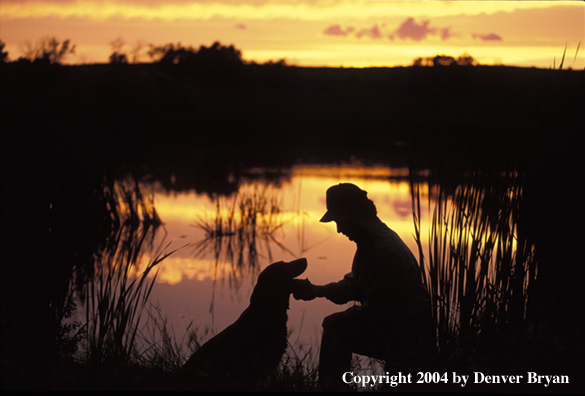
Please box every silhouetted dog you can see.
[181,258,308,390]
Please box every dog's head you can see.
[250,258,308,306]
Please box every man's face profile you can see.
[334,216,362,242]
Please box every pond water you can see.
[134,163,430,365]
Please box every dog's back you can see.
[181,258,307,390]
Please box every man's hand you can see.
[292,278,319,301]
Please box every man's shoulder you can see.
[370,223,418,265]
[373,223,403,249]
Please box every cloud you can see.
[472,33,503,41]
[326,18,453,43]
[439,27,452,41]
[391,17,436,41]
[235,23,247,29]
[323,24,354,36]
[355,24,382,39]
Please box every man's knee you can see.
[322,309,355,331]
[322,313,339,331]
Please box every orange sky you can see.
[1,0,583,68]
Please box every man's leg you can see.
[319,306,389,389]
[318,309,355,389]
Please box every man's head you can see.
[320,183,377,242]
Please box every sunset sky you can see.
[1,0,583,68]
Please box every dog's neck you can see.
[249,289,291,315]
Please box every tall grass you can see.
[82,228,175,364]
[410,166,537,370]
[73,178,176,365]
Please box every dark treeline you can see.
[1,45,583,390]
[2,58,581,180]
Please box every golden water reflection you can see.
[146,165,426,283]
[141,164,429,357]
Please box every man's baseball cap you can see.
[319,183,375,223]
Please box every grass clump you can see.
[81,231,173,365]
[263,342,320,391]
[140,304,195,372]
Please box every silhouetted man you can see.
[293,183,435,389]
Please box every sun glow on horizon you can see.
[1,1,583,68]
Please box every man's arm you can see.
[292,273,359,304]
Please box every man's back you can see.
[352,220,430,319]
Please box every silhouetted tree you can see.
[159,46,196,65]
[108,38,144,64]
[156,41,244,85]
[147,42,186,62]
[128,41,144,63]
[19,37,76,64]
[109,52,128,64]
[192,42,244,84]
[260,58,288,67]
[456,53,478,66]
[1,40,8,63]
[412,57,424,67]
[413,53,478,67]
[110,37,125,55]
[432,55,457,67]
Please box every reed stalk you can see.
[410,166,537,368]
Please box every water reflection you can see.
[191,185,290,289]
